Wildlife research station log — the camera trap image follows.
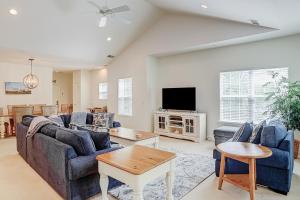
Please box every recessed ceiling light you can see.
[201,5,208,9]
[9,9,18,15]
[107,37,112,41]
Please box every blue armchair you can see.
[213,131,294,194]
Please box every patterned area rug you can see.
[109,149,215,200]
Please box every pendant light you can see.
[23,58,39,89]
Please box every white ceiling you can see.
[1,0,300,70]
[148,0,300,35]
[0,0,161,70]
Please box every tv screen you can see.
[162,87,196,111]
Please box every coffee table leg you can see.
[166,160,175,200]
[99,173,109,200]
[154,137,159,148]
[218,153,225,190]
[249,158,255,200]
[133,187,143,200]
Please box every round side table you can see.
[216,142,272,200]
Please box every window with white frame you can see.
[220,68,288,123]
[118,78,132,116]
[98,82,108,100]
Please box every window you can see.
[220,68,288,123]
[118,78,132,116]
[99,82,108,100]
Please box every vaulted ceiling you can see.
[0,0,299,70]
[0,0,161,69]
[148,0,300,36]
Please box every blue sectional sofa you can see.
[16,114,122,200]
[213,130,294,194]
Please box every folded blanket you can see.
[26,116,62,137]
[70,112,87,125]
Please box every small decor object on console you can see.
[23,58,39,89]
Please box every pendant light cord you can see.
[29,58,34,74]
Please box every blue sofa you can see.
[16,113,122,200]
[213,130,294,194]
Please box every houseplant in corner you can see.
[264,72,300,136]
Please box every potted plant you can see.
[264,72,300,135]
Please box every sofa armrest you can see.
[257,147,291,169]
[279,131,294,152]
[68,146,122,180]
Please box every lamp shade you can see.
[23,58,39,89]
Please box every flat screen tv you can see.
[162,87,196,111]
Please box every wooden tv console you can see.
[154,111,206,142]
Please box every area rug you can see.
[109,149,215,200]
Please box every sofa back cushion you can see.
[92,113,114,128]
[249,120,267,144]
[86,113,93,124]
[56,128,96,156]
[70,112,87,125]
[22,116,34,127]
[88,130,111,150]
[260,125,288,148]
[232,122,253,142]
[60,114,72,128]
[40,124,60,138]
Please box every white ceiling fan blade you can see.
[99,16,107,27]
[110,5,130,14]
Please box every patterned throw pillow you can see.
[249,120,267,144]
[93,113,109,127]
[232,122,253,142]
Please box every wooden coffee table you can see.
[216,142,272,200]
[110,127,159,148]
[97,145,176,200]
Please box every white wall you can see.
[0,62,53,114]
[72,70,92,112]
[89,68,108,108]
[105,13,272,131]
[52,72,73,110]
[157,34,300,139]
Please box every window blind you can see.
[220,68,288,123]
[118,78,132,116]
[98,82,108,100]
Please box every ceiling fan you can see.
[88,0,131,28]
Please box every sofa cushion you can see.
[70,112,87,125]
[261,126,287,148]
[249,120,266,144]
[60,114,72,128]
[68,147,121,180]
[40,124,60,138]
[92,113,114,128]
[92,113,109,127]
[232,122,253,142]
[86,113,93,125]
[56,128,96,156]
[48,115,64,127]
[88,130,111,150]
